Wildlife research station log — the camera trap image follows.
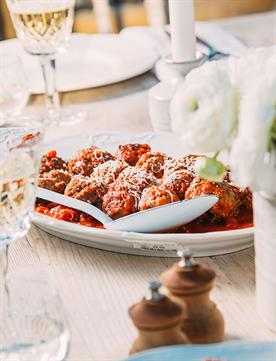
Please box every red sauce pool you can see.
[35,203,253,233]
[35,203,104,229]
[178,208,253,233]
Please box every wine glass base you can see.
[48,108,87,126]
[0,277,70,361]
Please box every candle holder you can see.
[163,51,208,78]
[149,51,208,133]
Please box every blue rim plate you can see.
[125,341,276,361]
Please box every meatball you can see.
[232,185,253,211]
[38,169,71,194]
[68,146,115,176]
[65,175,107,206]
[136,152,168,178]
[92,160,127,186]
[185,177,240,219]
[220,168,253,211]
[139,185,179,211]
[39,150,67,175]
[102,183,141,219]
[117,167,159,192]
[163,171,194,200]
[116,143,151,166]
[163,154,201,179]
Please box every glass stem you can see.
[0,244,10,305]
[39,56,61,120]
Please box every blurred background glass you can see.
[6,0,86,126]
[0,277,70,361]
[0,55,29,124]
[1,0,276,40]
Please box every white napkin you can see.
[121,22,248,80]
[195,22,248,57]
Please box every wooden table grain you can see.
[8,11,276,361]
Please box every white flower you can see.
[170,61,238,153]
[230,72,276,195]
[227,45,276,91]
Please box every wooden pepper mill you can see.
[128,281,188,354]
[160,249,225,344]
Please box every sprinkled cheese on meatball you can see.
[185,177,240,219]
[65,175,108,206]
[116,143,151,166]
[92,160,127,186]
[163,154,202,179]
[102,183,141,219]
[68,146,115,176]
[39,150,67,175]
[136,152,168,179]
[38,169,71,194]
[139,185,179,211]
[163,170,194,200]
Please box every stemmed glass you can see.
[0,276,70,360]
[0,122,70,360]
[7,0,85,125]
[0,55,29,125]
[0,120,43,282]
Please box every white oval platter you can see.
[32,132,254,257]
[0,33,158,94]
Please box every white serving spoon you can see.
[36,187,218,233]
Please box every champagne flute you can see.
[7,0,86,125]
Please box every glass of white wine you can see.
[7,0,85,125]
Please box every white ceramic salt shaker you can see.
[148,78,182,133]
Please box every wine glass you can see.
[0,276,70,361]
[0,55,29,125]
[7,0,86,126]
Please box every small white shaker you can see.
[148,78,182,132]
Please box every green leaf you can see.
[194,156,226,182]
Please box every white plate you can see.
[0,33,158,94]
[32,132,254,257]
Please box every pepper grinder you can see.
[160,249,224,344]
[128,281,188,355]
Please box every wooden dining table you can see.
[9,10,276,361]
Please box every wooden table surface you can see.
[9,11,276,361]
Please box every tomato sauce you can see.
[35,203,253,233]
[178,208,253,233]
[35,203,104,229]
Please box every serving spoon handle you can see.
[36,187,113,225]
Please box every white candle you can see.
[169,0,196,62]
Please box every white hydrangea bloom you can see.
[227,45,276,91]
[230,72,276,195]
[170,61,239,153]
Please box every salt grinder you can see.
[128,281,188,354]
[160,249,224,344]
